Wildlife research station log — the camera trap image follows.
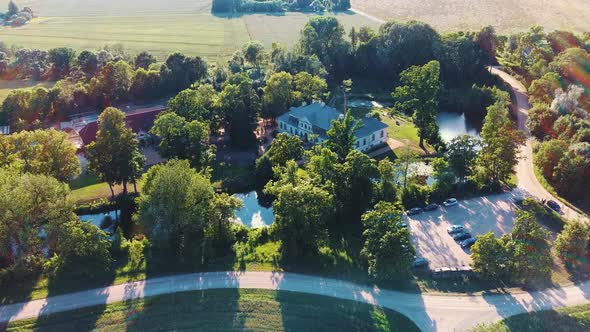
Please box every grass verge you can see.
[470,303,590,332]
[6,289,420,332]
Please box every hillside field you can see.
[352,0,590,33]
[0,0,379,60]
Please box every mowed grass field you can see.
[352,0,590,33]
[0,0,378,60]
[6,289,420,332]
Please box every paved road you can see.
[1,271,590,332]
[489,67,588,222]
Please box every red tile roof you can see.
[78,106,165,145]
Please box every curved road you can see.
[489,67,588,222]
[1,271,590,332]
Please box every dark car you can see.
[424,203,439,211]
[545,200,561,213]
[406,207,423,216]
[512,196,525,207]
[460,237,477,249]
[453,232,472,241]
[412,257,428,268]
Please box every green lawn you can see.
[6,289,420,332]
[470,304,590,332]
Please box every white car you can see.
[443,198,458,207]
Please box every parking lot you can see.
[405,191,523,269]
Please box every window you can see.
[380,130,384,138]
[372,134,375,141]
[363,138,366,145]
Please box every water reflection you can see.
[233,191,274,228]
[437,112,482,142]
[78,210,119,235]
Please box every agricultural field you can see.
[0,0,378,60]
[351,0,590,33]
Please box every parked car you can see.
[447,225,464,234]
[443,198,458,207]
[412,257,428,268]
[545,200,561,213]
[453,232,472,241]
[406,207,423,216]
[424,203,439,211]
[460,237,477,249]
[399,222,408,228]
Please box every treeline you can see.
[497,27,590,201]
[211,0,350,13]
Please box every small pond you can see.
[233,191,274,228]
[78,210,120,234]
[437,112,482,142]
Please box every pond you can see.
[437,112,482,142]
[233,191,274,228]
[78,210,119,235]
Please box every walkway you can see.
[1,271,590,332]
[489,67,588,222]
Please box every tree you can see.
[94,60,135,104]
[160,53,208,93]
[77,50,98,76]
[336,150,379,219]
[255,155,274,190]
[298,16,351,74]
[44,220,112,278]
[475,102,525,186]
[361,202,414,281]
[534,139,568,181]
[394,147,419,189]
[7,1,18,16]
[167,85,219,126]
[242,41,266,74]
[505,211,552,284]
[375,159,397,202]
[217,74,260,147]
[555,221,590,264]
[48,48,76,79]
[262,71,294,119]
[293,72,328,104]
[151,112,212,170]
[470,232,508,280]
[266,179,333,258]
[392,60,442,150]
[206,193,242,254]
[430,157,455,196]
[137,160,214,255]
[130,68,161,100]
[134,51,156,70]
[265,133,303,167]
[0,168,76,267]
[86,107,144,197]
[446,135,479,182]
[475,26,499,62]
[0,129,81,182]
[326,112,361,161]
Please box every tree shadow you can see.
[272,272,433,331]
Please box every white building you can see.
[277,102,388,152]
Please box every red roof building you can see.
[77,106,165,146]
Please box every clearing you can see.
[0,0,378,60]
[351,0,590,33]
[5,289,419,332]
[0,80,54,102]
